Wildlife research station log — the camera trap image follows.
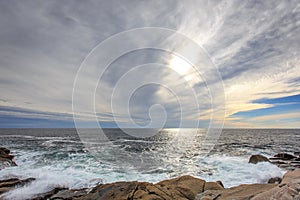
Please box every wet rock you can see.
[270,160,287,165]
[0,178,19,184]
[249,154,269,164]
[0,178,35,195]
[50,188,88,200]
[0,147,10,154]
[273,153,296,160]
[0,147,17,170]
[268,177,282,184]
[32,187,68,200]
[270,152,300,170]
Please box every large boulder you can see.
[156,175,206,199]
[249,154,269,164]
[78,175,207,200]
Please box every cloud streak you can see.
[0,0,299,128]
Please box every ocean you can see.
[0,128,299,199]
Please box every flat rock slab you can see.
[77,175,208,200]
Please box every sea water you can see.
[0,128,299,200]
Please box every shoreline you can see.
[1,147,300,200]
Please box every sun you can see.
[169,56,192,76]
[168,55,200,85]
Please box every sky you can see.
[0,0,299,128]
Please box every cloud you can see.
[250,112,300,122]
[0,0,299,128]
[226,111,300,128]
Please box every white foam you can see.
[196,155,286,188]
[0,151,286,200]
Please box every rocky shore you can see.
[249,152,300,171]
[1,147,300,200]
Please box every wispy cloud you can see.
[0,0,299,127]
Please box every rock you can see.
[196,184,276,200]
[0,178,19,183]
[273,153,297,160]
[32,187,68,200]
[270,160,287,165]
[4,171,297,200]
[0,147,10,154]
[156,175,206,199]
[251,169,300,200]
[0,158,17,169]
[294,152,300,156]
[281,168,300,184]
[249,154,269,164]
[77,181,138,200]
[76,175,206,200]
[131,182,171,200]
[198,169,300,200]
[50,188,88,200]
[0,178,35,195]
[0,147,17,170]
[196,190,220,200]
[268,177,282,184]
[216,181,224,188]
[197,184,276,200]
[203,182,224,191]
[269,152,300,170]
[216,184,276,199]
[0,151,14,159]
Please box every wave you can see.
[0,153,285,200]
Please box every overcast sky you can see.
[0,0,299,128]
